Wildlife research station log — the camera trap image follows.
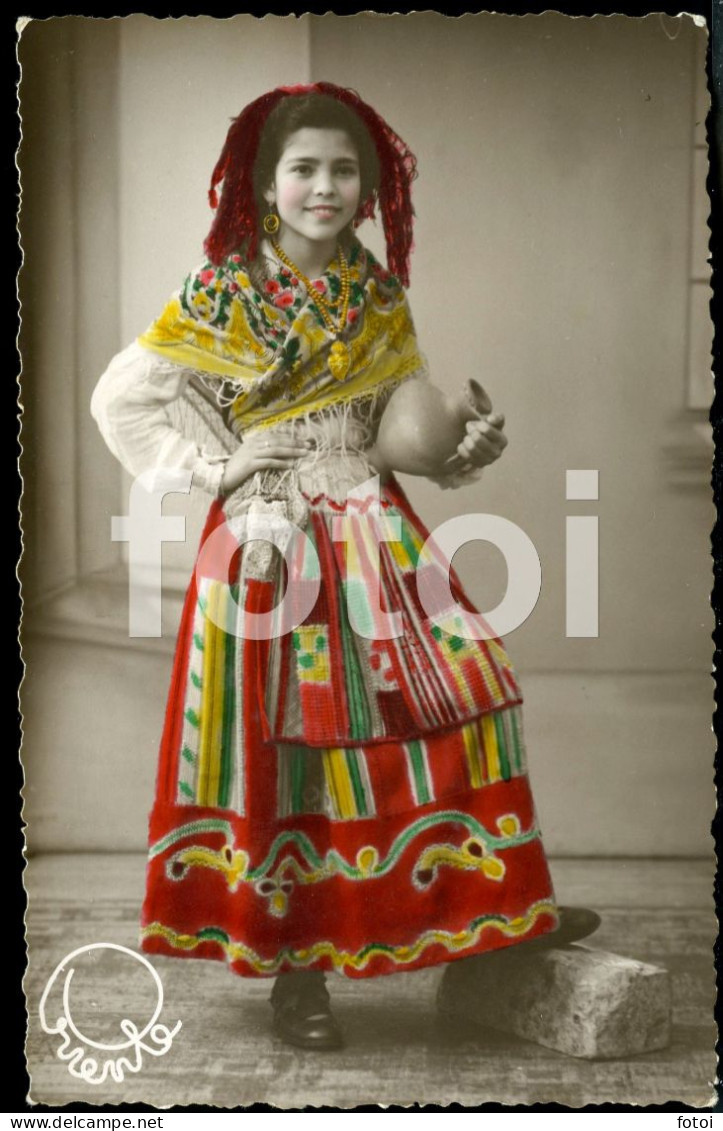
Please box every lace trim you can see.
[221,385,405,515]
[144,350,468,499]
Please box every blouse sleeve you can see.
[90,341,230,497]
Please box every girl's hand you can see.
[444,412,508,474]
[221,430,313,495]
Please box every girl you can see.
[91,82,568,1053]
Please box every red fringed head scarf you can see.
[204,82,418,287]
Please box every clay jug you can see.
[372,377,493,476]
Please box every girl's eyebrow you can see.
[283,155,359,165]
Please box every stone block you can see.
[437,943,671,1059]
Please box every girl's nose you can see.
[313,168,335,196]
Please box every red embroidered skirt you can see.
[140,463,558,978]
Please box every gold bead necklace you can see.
[271,239,352,380]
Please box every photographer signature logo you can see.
[38,943,182,1085]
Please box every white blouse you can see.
[90,341,230,498]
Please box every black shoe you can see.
[518,905,602,950]
[270,971,344,1051]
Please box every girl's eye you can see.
[288,163,358,177]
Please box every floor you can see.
[23,855,717,1109]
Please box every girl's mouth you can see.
[307,207,340,218]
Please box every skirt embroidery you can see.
[153,807,538,901]
[142,899,558,977]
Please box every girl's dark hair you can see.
[253,93,380,215]
[204,83,417,285]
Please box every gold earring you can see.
[263,210,280,235]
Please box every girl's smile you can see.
[265,127,361,276]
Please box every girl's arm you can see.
[90,341,230,497]
[365,436,486,490]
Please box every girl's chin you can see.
[305,219,347,238]
[276,219,353,259]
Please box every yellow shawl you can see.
[137,240,426,435]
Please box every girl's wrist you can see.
[219,463,233,497]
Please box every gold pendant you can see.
[328,340,351,381]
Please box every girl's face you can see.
[264,127,362,256]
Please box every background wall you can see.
[19,14,714,856]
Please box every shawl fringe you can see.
[222,368,425,514]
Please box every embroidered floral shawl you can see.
[137,240,427,437]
